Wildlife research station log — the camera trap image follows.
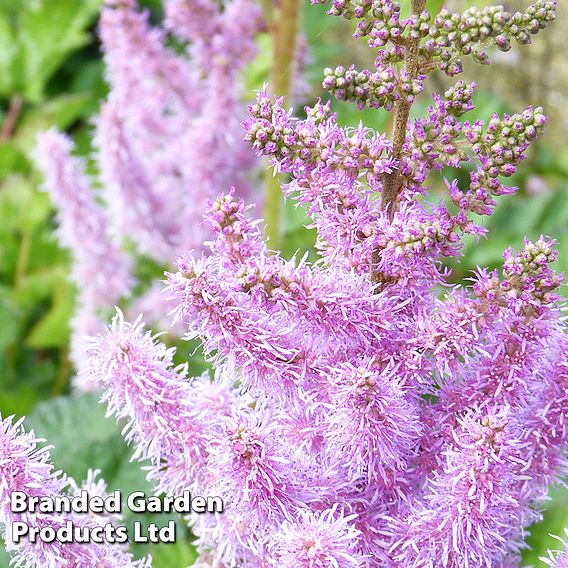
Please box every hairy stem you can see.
[264,0,301,250]
[273,0,301,97]
[373,0,425,283]
[380,0,425,218]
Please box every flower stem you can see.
[264,0,301,250]
[373,0,425,284]
[380,0,425,220]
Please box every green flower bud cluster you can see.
[423,1,557,75]
[322,64,423,111]
[466,106,547,178]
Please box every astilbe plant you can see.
[5,0,567,566]
[33,0,263,381]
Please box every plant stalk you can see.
[0,95,22,142]
[264,0,301,250]
[372,0,425,283]
[380,0,426,220]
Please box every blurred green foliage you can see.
[0,0,566,566]
[0,0,102,102]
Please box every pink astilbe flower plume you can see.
[390,408,535,567]
[34,130,133,376]
[96,0,262,260]
[85,309,209,495]
[323,360,422,486]
[268,504,365,567]
[95,101,182,261]
[35,0,265,380]
[90,173,565,565]
[34,130,133,308]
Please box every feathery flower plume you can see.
[34,130,132,309]
[36,0,265,380]
[34,130,133,375]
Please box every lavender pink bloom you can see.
[35,0,263,381]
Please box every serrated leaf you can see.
[25,394,141,484]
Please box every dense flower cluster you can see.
[35,0,263,377]
[16,0,567,566]
[82,187,567,566]
[244,85,548,283]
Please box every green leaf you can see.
[523,486,568,567]
[0,383,39,417]
[536,185,568,233]
[0,142,30,180]
[333,99,390,132]
[25,393,144,485]
[14,92,93,154]
[244,33,272,92]
[11,265,68,307]
[26,282,74,348]
[0,538,14,565]
[426,0,444,13]
[0,175,52,232]
[25,395,193,564]
[17,0,103,102]
[149,538,199,568]
[399,0,445,15]
[281,199,317,261]
[0,12,20,97]
[0,296,20,350]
